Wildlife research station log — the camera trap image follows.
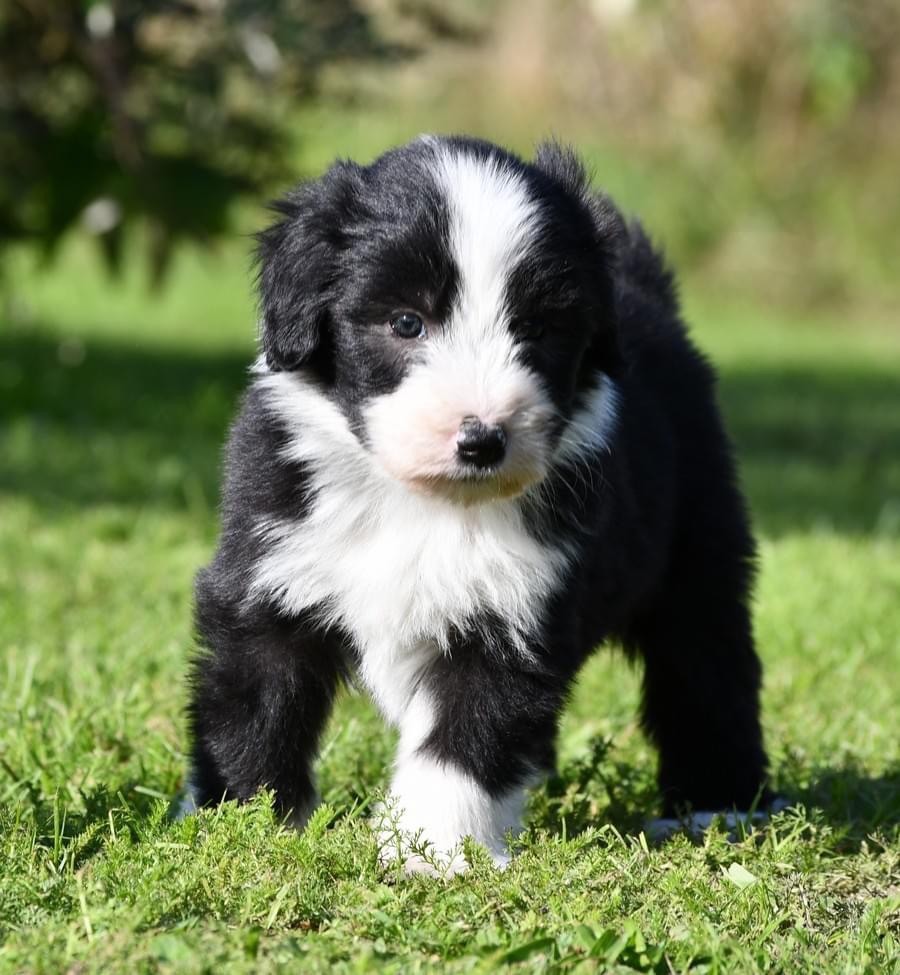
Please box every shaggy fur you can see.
[185,135,772,874]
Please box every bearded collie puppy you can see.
[183,136,774,874]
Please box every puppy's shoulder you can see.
[218,379,312,534]
[612,220,715,386]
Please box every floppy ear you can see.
[533,141,627,379]
[256,161,364,372]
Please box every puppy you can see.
[184,136,773,874]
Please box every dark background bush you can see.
[0,0,399,279]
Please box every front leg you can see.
[379,642,566,876]
[186,566,346,826]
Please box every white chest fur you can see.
[249,370,570,724]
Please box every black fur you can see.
[187,136,771,828]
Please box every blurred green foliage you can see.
[0,0,399,280]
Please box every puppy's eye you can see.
[513,318,545,341]
[390,312,426,339]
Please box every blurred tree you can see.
[0,0,401,280]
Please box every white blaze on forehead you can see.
[431,148,541,343]
[363,146,556,499]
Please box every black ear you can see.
[533,141,628,379]
[256,161,364,372]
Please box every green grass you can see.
[2,238,899,974]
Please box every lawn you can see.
[1,232,898,973]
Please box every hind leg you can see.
[629,526,771,819]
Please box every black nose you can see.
[456,416,507,469]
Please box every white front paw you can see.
[375,755,526,877]
[378,830,511,879]
[376,815,514,877]
[373,798,471,877]
[377,834,470,878]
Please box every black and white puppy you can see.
[185,136,772,874]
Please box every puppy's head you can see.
[257,136,623,503]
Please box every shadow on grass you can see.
[9,779,165,873]
[721,363,900,538]
[784,762,900,849]
[529,737,900,848]
[1,329,248,515]
[528,737,660,840]
[2,329,899,536]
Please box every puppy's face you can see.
[258,137,622,503]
